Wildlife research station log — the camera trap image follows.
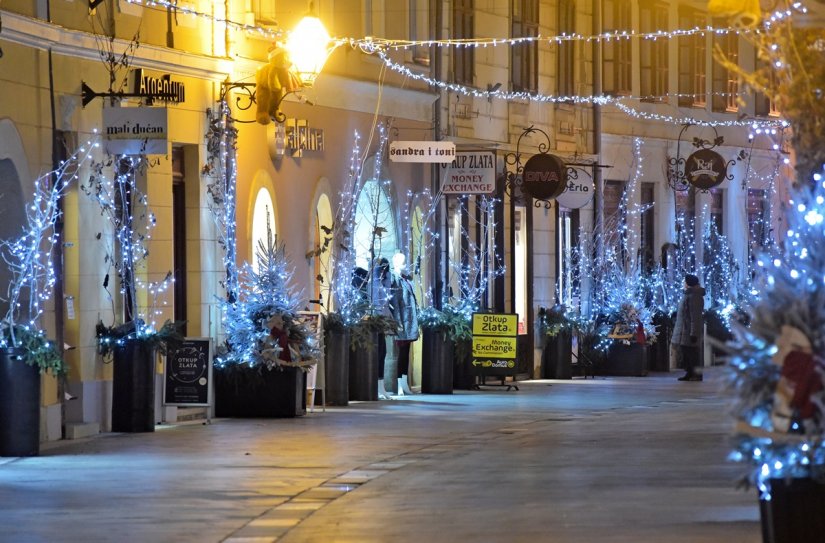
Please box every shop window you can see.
[710,188,724,233]
[315,193,333,311]
[678,7,706,107]
[453,0,474,85]
[251,188,277,272]
[354,178,397,270]
[557,0,575,97]
[603,0,632,95]
[712,19,738,113]
[641,182,655,272]
[512,0,539,93]
[557,207,579,307]
[639,1,668,100]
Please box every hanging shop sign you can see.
[103,106,168,155]
[471,313,518,377]
[556,178,594,209]
[440,151,496,194]
[521,153,567,201]
[685,149,727,190]
[132,69,186,103]
[163,338,213,407]
[389,141,456,163]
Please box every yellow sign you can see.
[471,359,516,369]
[472,313,518,337]
[472,336,517,359]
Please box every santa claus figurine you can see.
[771,325,823,434]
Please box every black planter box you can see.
[453,340,475,390]
[760,478,825,543]
[349,331,379,401]
[324,329,350,406]
[112,340,156,433]
[0,349,41,456]
[542,330,573,379]
[599,342,648,376]
[214,365,306,418]
[421,328,453,394]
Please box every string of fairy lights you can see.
[122,0,801,130]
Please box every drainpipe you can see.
[432,0,443,309]
[592,0,604,278]
[45,0,66,436]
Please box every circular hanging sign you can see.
[685,149,727,190]
[521,153,566,201]
[556,177,595,209]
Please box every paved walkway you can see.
[0,368,760,542]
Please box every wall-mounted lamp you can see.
[221,8,335,125]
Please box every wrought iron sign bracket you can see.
[667,123,737,192]
[219,80,301,124]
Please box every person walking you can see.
[672,273,706,381]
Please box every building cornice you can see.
[1,10,437,123]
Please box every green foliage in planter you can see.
[537,305,572,338]
[350,314,399,350]
[419,305,473,363]
[95,319,185,361]
[1,324,64,375]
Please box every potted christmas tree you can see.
[727,177,825,542]
[215,226,319,417]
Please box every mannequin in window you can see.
[371,257,396,399]
[390,253,420,395]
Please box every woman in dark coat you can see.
[671,274,706,381]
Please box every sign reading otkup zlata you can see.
[103,106,169,155]
[440,151,496,195]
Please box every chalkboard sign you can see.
[164,338,213,406]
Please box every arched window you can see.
[250,188,276,272]
[315,193,333,310]
[354,178,397,269]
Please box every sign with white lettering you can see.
[471,312,519,376]
[556,178,595,209]
[103,106,168,155]
[389,141,456,163]
[164,338,213,407]
[685,149,727,190]
[440,151,496,194]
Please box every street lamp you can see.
[285,13,334,88]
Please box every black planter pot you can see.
[760,477,825,543]
[214,365,306,418]
[325,329,350,406]
[421,328,454,394]
[112,340,156,433]
[0,349,41,456]
[349,331,379,401]
[452,339,475,390]
[652,320,672,372]
[542,330,573,379]
[599,342,648,376]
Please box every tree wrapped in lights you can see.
[710,0,825,185]
[728,171,825,496]
[219,221,318,370]
[0,139,96,373]
[82,153,178,354]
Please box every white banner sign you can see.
[103,106,169,155]
[389,141,456,163]
[440,151,496,194]
[556,178,595,209]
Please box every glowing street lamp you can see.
[285,13,334,88]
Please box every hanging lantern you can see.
[285,14,334,88]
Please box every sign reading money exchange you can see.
[471,313,518,376]
[441,151,496,194]
[521,153,567,201]
[685,149,727,190]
